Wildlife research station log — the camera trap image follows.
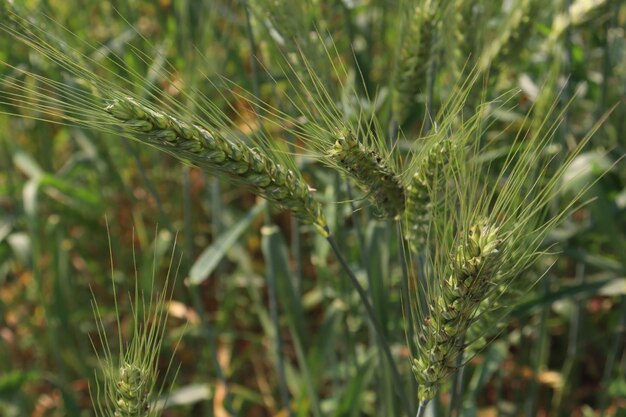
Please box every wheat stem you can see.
[326,234,412,417]
[416,400,428,417]
[242,3,295,414]
[397,221,418,412]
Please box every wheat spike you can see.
[404,138,451,252]
[548,0,607,47]
[106,97,328,236]
[113,363,151,417]
[328,128,406,218]
[478,0,534,71]
[412,219,502,401]
[393,0,439,124]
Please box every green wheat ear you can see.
[404,136,451,252]
[328,127,406,218]
[406,90,607,407]
[477,0,534,72]
[105,97,328,236]
[262,44,407,219]
[91,229,180,417]
[1,8,329,237]
[401,71,486,253]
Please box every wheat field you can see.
[1,1,625,416]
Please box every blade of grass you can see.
[551,262,585,415]
[188,202,265,285]
[524,277,551,417]
[599,295,626,417]
[366,220,396,416]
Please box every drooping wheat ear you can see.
[106,97,328,236]
[393,0,439,124]
[328,128,406,218]
[404,138,451,253]
[412,218,502,401]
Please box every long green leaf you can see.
[188,201,265,285]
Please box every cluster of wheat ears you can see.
[0,1,611,416]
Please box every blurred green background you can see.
[1,1,625,416]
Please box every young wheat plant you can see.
[91,230,180,417]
